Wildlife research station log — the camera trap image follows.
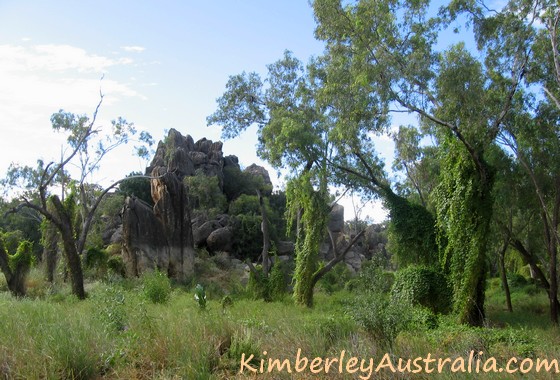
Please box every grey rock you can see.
[207,227,233,253]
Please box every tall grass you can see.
[0,274,558,379]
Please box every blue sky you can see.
[0,1,407,221]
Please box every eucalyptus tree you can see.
[209,52,371,306]
[4,97,153,299]
[473,0,560,324]
[312,0,529,325]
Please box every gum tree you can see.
[4,97,153,299]
[312,0,528,325]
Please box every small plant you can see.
[142,270,171,304]
[221,295,233,314]
[194,283,207,310]
[94,286,128,332]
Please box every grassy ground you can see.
[0,269,559,379]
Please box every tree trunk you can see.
[257,189,271,277]
[50,195,86,300]
[42,221,59,283]
[311,230,365,290]
[510,237,560,312]
[498,239,513,313]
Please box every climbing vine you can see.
[434,137,494,326]
[286,171,330,307]
[384,191,439,267]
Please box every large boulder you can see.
[207,227,233,253]
[276,241,295,256]
[328,204,345,233]
[193,220,218,247]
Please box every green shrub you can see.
[230,214,262,261]
[194,283,207,310]
[226,328,261,367]
[142,270,172,304]
[93,286,128,332]
[107,255,125,277]
[84,247,108,270]
[246,266,270,301]
[507,273,529,288]
[349,259,394,294]
[318,262,353,294]
[391,265,452,314]
[347,293,410,350]
[268,260,288,301]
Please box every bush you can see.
[507,273,529,288]
[318,262,353,294]
[268,259,289,301]
[348,294,410,350]
[246,266,270,301]
[391,265,452,314]
[107,255,125,277]
[142,270,172,304]
[349,259,394,294]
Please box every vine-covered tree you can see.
[312,0,529,326]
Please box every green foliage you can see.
[0,198,42,257]
[83,247,108,270]
[229,214,262,261]
[225,328,261,368]
[8,240,34,274]
[348,293,410,350]
[318,262,352,294]
[347,259,394,294]
[434,138,493,326]
[228,194,260,216]
[107,255,125,277]
[228,194,288,260]
[220,295,233,312]
[142,270,172,304]
[391,265,452,314]
[184,171,227,217]
[268,260,288,300]
[118,172,153,206]
[246,267,270,301]
[246,260,288,302]
[288,173,330,307]
[0,230,25,256]
[385,192,439,267]
[93,285,128,332]
[222,165,265,202]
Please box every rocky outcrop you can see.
[146,129,225,188]
[244,164,272,190]
[121,196,170,277]
[328,204,345,233]
[122,129,227,280]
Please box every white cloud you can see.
[122,46,146,52]
[0,44,132,73]
[0,44,145,177]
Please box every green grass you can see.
[0,273,558,379]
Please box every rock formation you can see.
[122,129,227,280]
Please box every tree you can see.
[0,232,33,297]
[209,52,364,306]
[312,0,529,325]
[4,96,153,299]
[466,0,560,324]
[118,171,153,206]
